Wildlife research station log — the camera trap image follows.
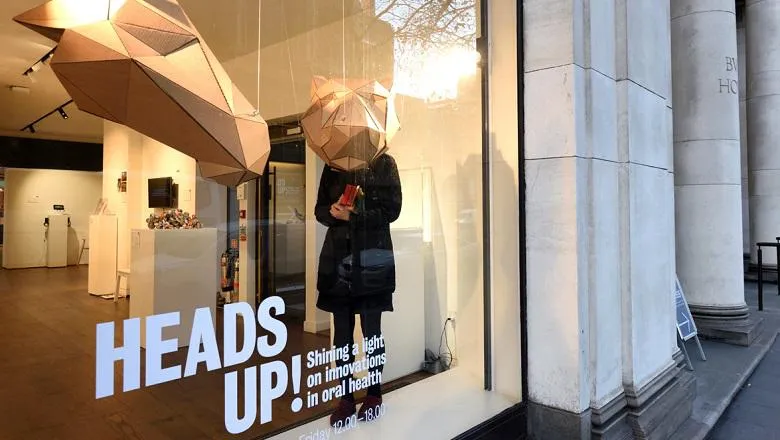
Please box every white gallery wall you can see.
[102,121,135,272]
[102,121,225,293]
[104,121,198,267]
[390,82,486,380]
[2,168,102,269]
[195,169,228,296]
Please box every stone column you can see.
[738,14,750,257]
[672,1,760,346]
[747,0,780,265]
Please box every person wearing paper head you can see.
[314,152,402,426]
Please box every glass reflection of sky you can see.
[374,0,478,102]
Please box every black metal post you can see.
[758,246,764,311]
[776,237,780,295]
[477,0,492,391]
[517,0,529,405]
[254,177,260,308]
[272,167,277,296]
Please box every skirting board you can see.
[89,286,127,298]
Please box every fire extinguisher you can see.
[232,257,240,303]
[220,252,229,290]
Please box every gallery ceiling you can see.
[0,0,362,144]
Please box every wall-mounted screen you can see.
[148,177,174,208]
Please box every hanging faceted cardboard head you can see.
[14,0,270,186]
[301,76,400,172]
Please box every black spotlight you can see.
[28,125,36,133]
[58,107,68,119]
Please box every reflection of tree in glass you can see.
[374,0,477,48]
[370,0,478,101]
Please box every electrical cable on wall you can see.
[439,317,455,369]
[423,317,455,374]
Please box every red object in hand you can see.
[339,184,360,207]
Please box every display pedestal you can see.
[88,215,118,296]
[341,228,426,383]
[275,222,305,275]
[46,215,69,268]
[382,228,425,382]
[129,228,217,349]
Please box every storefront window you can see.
[1,0,503,438]
[250,0,486,436]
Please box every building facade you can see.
[4,0,780,439]
[520,0,776,438]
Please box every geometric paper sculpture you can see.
[301,76,400,172]
[14,0,270,186]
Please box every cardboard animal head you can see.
[14,0,270,186]
[301,76,400,171]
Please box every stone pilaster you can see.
[613,1,695,438]
[524,0,624,433]
[524,0,692,438]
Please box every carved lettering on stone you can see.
[719,56,738,94]
[725,56,736,72]
[718,78,738,94]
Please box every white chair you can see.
[115,268,130,302]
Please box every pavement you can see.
[669,281,780,440]
[708,337,780,439]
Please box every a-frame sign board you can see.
[675,276,706,370]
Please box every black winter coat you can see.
[315,154,402,314]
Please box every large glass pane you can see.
[253,0,485,436]
[0,0,486,438]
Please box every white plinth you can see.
[383,229,426,381]
[275,222,305,275]
[341,228,426,383]
[46,215,69,268]
[88,215,118,296]
[129,228,217,348]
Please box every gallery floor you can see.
[0,266,427,439]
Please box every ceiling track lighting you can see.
[20,99,74,134]
[21,47,56,78]
[23,71,37,83]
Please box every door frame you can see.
[257,116,307,303]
